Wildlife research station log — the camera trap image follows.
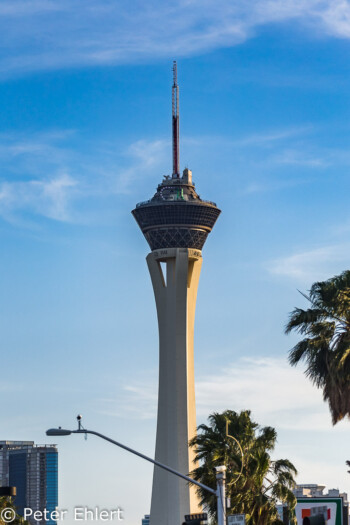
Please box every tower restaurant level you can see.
[132,168,221,251]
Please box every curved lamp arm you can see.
[225,420,244,485]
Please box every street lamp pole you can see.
[215,466,226,525]
[46,417,226,525]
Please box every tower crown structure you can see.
[132,62,220,525]
[132,169,220,250]
[132,61,221,251]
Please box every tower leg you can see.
[147,248,202,525]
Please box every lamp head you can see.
[46,428,72,436]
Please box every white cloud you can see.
[196,358,341,431]
[0,127,347,226]
[95,381,158,420]
[0,131,171,224]
[233,126,314,147]
[271,149,328,167]
[116,139,169,193]
[0,131,81,223]
[231,126,333,171]
[0,173,77,222]
[242,178,312,194]
[0,130,75,160]
[1,0,350,77]
[0,1,59,16]
[98,357,345,432]
[268,243,350,283]
[316,0,350,38]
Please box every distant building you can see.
[0,441,58,525]
[293,483,348,505]
[0,441,34,487]
[142,515,150,525]
[294,484,327,498]
[278,484,349,524]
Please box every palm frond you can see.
[286,271,350,424]
[189,410,297,524]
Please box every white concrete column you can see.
[147,247,203,525]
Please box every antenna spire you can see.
[172,61,180,178]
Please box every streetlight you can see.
[46,416,226,525]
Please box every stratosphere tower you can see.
[132,62,221,525]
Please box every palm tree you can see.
[189,410,297,525]
[285,270,350,424]
[0,496,28,525]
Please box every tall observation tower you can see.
[132,62,221,525]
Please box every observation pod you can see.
[132,167,220,251]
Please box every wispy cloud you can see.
[0,131,78,223]
[0,130,170,225]
[116,139,169,193]
[316,0,350,38]
[0,173,77,223]
[196,358,341,431]
[97,357,344,432]
[95,382,158,420]
[1,0,350,77]
[268,243,350,283]
[0,1,62,16]
[233,126,314,148]
[232,127,330,169]
[1,126,348,226]
[270,149,328,167]
[222,125,330,194]
[242,177,312,194]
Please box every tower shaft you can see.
[147,248,202,525]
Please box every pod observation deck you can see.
[132,168,221,251]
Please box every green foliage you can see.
[189,410,297,525]
[286,270,350,424]
[0,497,29,525]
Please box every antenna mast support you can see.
[172,61,180,178]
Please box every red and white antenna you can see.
[172,61,180,178]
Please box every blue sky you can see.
[2,1,350,523]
